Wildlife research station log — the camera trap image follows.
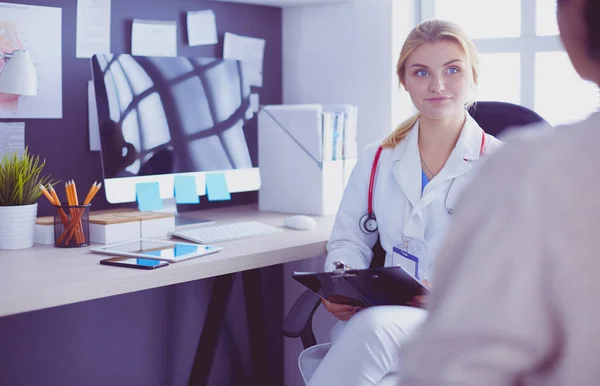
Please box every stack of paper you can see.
[321,105,358,163]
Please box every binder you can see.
[257,104,358,215]
[291,266,429,307]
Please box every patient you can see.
[398,0,600,384]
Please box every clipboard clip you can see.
[331,261,356,278]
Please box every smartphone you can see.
[100,256,169,270]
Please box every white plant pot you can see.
[0,203,38,250]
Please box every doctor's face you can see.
[403,41,473,121]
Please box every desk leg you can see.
[242,269,273,385]
[188,273,235,386]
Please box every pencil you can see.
[83,182,97,205]
[72,180,80,205]
[85,182,101,204]
[73,180,85,244]
[64,182,82,244]
[39,184,56,205]
[65,182,71,206]
[48,185,61,207]
[47,184,69,228]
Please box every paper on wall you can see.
[88,81,100,151]
[132,19,177,57]
[250,93,260,112]
[0,3,62,119]
[186,10,218,46]
[0,122,25,158]
[223,32,265,87]
[76,0,111,59]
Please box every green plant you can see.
[0,148,55,206]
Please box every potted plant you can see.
[0,148,54,250]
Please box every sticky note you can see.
[136,182,163,211]
[174,175,200,204]
[206,173,231,201]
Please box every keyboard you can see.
[171,221,283,244]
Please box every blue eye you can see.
[415,69,429,77]
[446,67,459,74]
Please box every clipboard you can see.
[291,265,429,308]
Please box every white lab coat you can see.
[399,111,600,386]
[299,112,502,384]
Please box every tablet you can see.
[90,239,223,263]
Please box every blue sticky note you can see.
[206,173,231,201]
[136,182,163,211]
[174,175,200,204]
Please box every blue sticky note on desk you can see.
[136,182,163,211]
[174,175,200,204]
[206,173,231,201]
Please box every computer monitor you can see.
[90,54,260,223]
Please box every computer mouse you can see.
[283,215,317,231]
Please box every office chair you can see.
[282,101,548,350]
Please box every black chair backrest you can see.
[468,101,547,137]
[368,101,548,269]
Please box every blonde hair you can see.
[381,19,480,148]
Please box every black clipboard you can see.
[291,266,429,307]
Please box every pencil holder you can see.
[53,204,91,248]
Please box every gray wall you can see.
[0,1,283,385]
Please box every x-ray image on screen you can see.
[91,54,253,179]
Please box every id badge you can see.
[392,246,420,280]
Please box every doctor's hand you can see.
[321,298,362,321]
[407,280,432,309]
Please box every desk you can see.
[0,204,335,385]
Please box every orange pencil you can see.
[49,185,61,207]
[39,184,56,205]
[83,182,97,205]
[66,181,86,244]
[46,184,69,228]
[65,182,71,205]
[65,182,82,244]
[85,182,101,204]
[73,180,85,243]
[72,180,80,205]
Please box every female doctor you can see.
[299,19,503,385]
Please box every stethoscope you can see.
[359,131,486,234]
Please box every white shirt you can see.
[324,113,502,281]
[399,111,600,386]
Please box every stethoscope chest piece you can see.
[360,213,378,234]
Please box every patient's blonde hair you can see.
[381,19,480,148]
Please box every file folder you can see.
[292,266,429,307]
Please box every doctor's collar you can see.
[460,113,486,161]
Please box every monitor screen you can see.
[90,54,260,203]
